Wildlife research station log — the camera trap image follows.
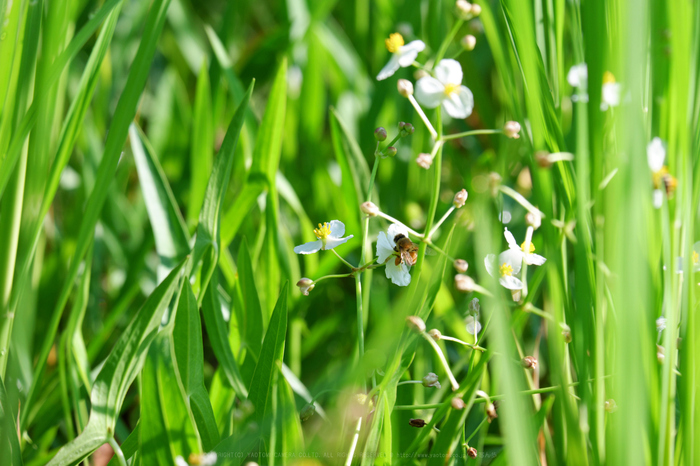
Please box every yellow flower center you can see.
[385,33,405,53]
[603,71,616,84]
[652,166,669,189]
[444,82,460,96]
[499,263,513,277]
[521,241,535,254]
[694,250,699,265]
[313,222,331,240]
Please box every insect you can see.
[393,233,419,267]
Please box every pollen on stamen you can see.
[520,241,536,254]
[313,222,331,239]
[443,83,460,96]
[385,33,405,53]
[499,263,513,277]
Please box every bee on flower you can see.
[647,137,677,208]
[415,59,474,119]
[377,32,426,81]
[376,223,417,286]
[293,220,353,254]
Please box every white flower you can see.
[567,63,588,87]
[484,249,523,290]
[415,59,474,119]
[656,316,667,333]
[465,315,482,335]
[293,220,353,254]
[175,454,217,466]
[376,223,412,286]
[601,72,621,110]
[377,33,426,81]
[503,227,546,266]
[648,137,667,209]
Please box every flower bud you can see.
[470,3,481,17]
[453,188,468,208]
[399,122,415,136]
[428,329,442,341]
[300,403,316,422]
[525,212,542,229]
[455,0,472,19]
[361,201,379,217]
[486,403,497,422]
[656,316,667,332]
[467,447,478,458]
[535,151,552,168]
[416,153,432,169]
[406,316,426,333]
[657,344,665,364]
[503,121,521,139]
[453,259,469,273]
[521,356,538,370]
[604,398,617,413]
[461,35,476,51]
[468,297,480,315]
[455,274,475,293]
[385,146,397,158]
[451,397,465,410]
[296,278,315,296]
[409,418,427,427]
[374,127,387,141]
[397,79,414,97]
[422,372,441,388]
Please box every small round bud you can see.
[296,278,315,296]
[486,403,498,422]
[385,146,397,158]
[657,344,665,364]
[525,212,542,229]
[374,127,388,142]
[453,189,468,208]
[400,122,415,136]
[397,79,414,97]
[409,418,427,428]
[455,274,475,293]
[467,447,478,458]
[521,356,538,370]
[604,399,617,413]
[422,372,441,388]
[455,0,472,19]
[361,201,379,217]
[453,259,469,273]
[461,35,476,51]
[535,151,552,168]
[300,403,316,422]
[451,397,465,410]
[562,329,572,343]
[470,3,481,16]
[503,121,521,139]
[468,297,480,315]
[428,329,442,341]
[406,316,426,333]
[416,153,432,169]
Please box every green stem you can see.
[313,273,353,284]
[428,206,455,239]
[376,211,424,238]
[422,331,459,390]
[355,275,366,390]
[397,380,423,386]
[464,417,489,445]
[442,129,503,141]
[433,19,464,66]
[440,335,486,352]
[332,249,356,269]
[408,95,438,139]
[345,417,363,466]
[108,437,127,466]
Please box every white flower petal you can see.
[602,82,621,107]
[434,59,463,85]
[324,235,353,250]
[499,275,524,290]
[653,189,663,209]
[415,76,445,108]
[175,457,189,466]
[441,86,474,119]
[567,63,587,87]
[504,227,518,249]
[329,219,345,237]
[465,316,482,335]
[656,316,667,332]
[499,249,523,275]
[397,40,425,67]
[484,254,496,277]
[294,239,323,254]
[376,232,395,263]
[387,223,410,244]
[377,54,401,81]
[647,137,666,172]
[385,260,411,286]
[525,253,547,266]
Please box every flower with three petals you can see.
[376,223,413,286]
[415,59,475,119]
[377,33,426,81]
[293,220,353,254]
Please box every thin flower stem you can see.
[522,303,554,321]
[423,241,455,262]
[422,331,459,390]
[428,206,455,239]
[499,185,545,219]
[397,380,423,386]
[332,249,356,270]
[108,437,127,466]
[464,417,489,445]
[375,211,424,238]
[345,417,362,466]
[521,226,534,297]
[355,274,366,390]
[442,128,503,141]
[440,335,486,352]
[433,19,464,66]
[408,95,438,139]
[313,273,353,284]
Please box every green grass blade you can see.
[237,238,264,360]
[188,61,214,228]
[0,376,23,465]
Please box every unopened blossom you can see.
[361,201,379,216]
[406,316,426,333]
[428,329,442,340]
[567,63,588,87]
[503,227,547,266]
[377,33,426,81]
[455,274,475,292]
[601,71,621,110]
[486,403,497,422]
[468,297,480,315]
[503,121,521,139]
[415,59,475,119]
[465,315,481,335]
[453,189,468,208]
[416,152,432,169]
[522,356,538,370]
[377,223,413,286]
[467,447,478,458]
[461,35,476,51]
[300,403,316,422]
[604,399,618,413]
[384,146,397,158]
[397,79,414,97]
[525,212,542,229]
[294,220,353,254]
[374,127,387,141]
[454,259,469,273]
[656,316,667,333]
[422,372,441,388]
[452,397,465,410]
[455,0,473,19]
[296,278,315,296]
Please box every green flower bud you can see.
[374,127,388,141]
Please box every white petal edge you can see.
[525,253,547,266]
[294,239,323,254]
[387,223,410,243]
[385,261,411,286]
[465,316,482,335]
[376,232,395,263]
[434,59,463,85]
[377,54,401,81]
[441,86,474,119]
[499,249,523,275]
[484,254,496,277]
[653,189,663,209]
[397,40,425,67]
[504,227,518,249]
[324,235,353,250]
[499,275,524,290]
[647,137,666,172]
[175,457,189,466]
[329,219,345,237]
[415,76,445,109]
